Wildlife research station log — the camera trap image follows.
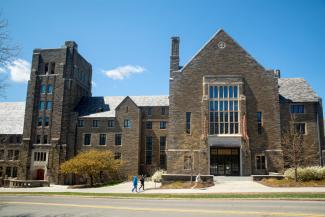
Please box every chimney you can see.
[64,41,78,50]
[170,36,180,74]
[274,69,281,78]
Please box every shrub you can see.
[151,169,166,183]
[284,167,325,181]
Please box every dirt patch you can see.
[160,181,214,189]
[259,178,325,187]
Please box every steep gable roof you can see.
[76,95,169,118]
[0,102,25,134]
[278,78,319,102]
[180,29,265,72]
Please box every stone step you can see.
[213,176,253,182]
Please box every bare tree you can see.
[281,114,314,182]
[0,14,20,97]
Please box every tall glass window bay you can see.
[209,85,240,135]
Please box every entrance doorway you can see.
[210,147,240,176]
[36,169,45,180]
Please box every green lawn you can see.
[1,192,325,200]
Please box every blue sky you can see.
[1,0,325,103]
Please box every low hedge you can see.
[284,166,325,181]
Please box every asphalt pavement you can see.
[1,195,325,217]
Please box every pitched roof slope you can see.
[180,29,265,72]
[76,95,169,118]
[278,78,319,102]
[0,102,25,134]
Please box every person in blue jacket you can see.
[132,175,138,192]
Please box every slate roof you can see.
[0,102,25,135]
[76,95,169,118]
[278,78,319,102]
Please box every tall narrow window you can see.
[99,134,106,145]
[38,117,43,126]
[145,136,153,165]
[160,121,167,129]
[46,101,52,110]
[186,112,191,134]
[14,150,19,160]
[161,107,166,115]
[7,150,13,160]
[108,120,115,128]
[47,84,53,94]
[43,135,48,144]
[84,134,91,146]
[0,150,4,160]
[44,63,49,73]
[115,134,122,146]
[209,85,240,135]
[256,155,266,170]
[36,135,41,144]
[257,112,263,135]
[92,120,99,127]
[78,120,84,127]
[124,119,131,128]
[160,136,167,168]
[146,121,152,129]
[41,84,46,94]
[45,117,49,126]
[147,108,152,116]
[50,62,55,74]
[39,101,45,110]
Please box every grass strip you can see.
[1,192,325,199]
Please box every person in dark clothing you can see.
[138,174,145,191]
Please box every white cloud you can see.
[103,65,145,80]
[92,81,97,87]
[0,59,30,83]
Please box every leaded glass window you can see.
[209,85,240,135]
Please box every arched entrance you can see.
[36,169,45,180]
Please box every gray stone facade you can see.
[0,30,324,183]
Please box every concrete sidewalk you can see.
[1,179,325,193]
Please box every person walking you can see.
[131,175,138,192]
[138,174,145,191]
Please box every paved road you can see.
[1,195,325,217]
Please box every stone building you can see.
[0,29,323,183]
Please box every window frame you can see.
[108,120,115,128]
[290,104,305,114]
[99,133,106,146]
[78,120,84,127]
[255,154,266,170]
[257,111,263,135]
[115,133,122,146]
[160,121,167,129]
[208,84,240,135]
[145,136,153,165]
[83,133,91,146]
[294,122,307,135]
[145,121,152,129]
[92,120,99,128]
[123,119,132,128]
[186,112,191,134]
[46,101,53,110]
